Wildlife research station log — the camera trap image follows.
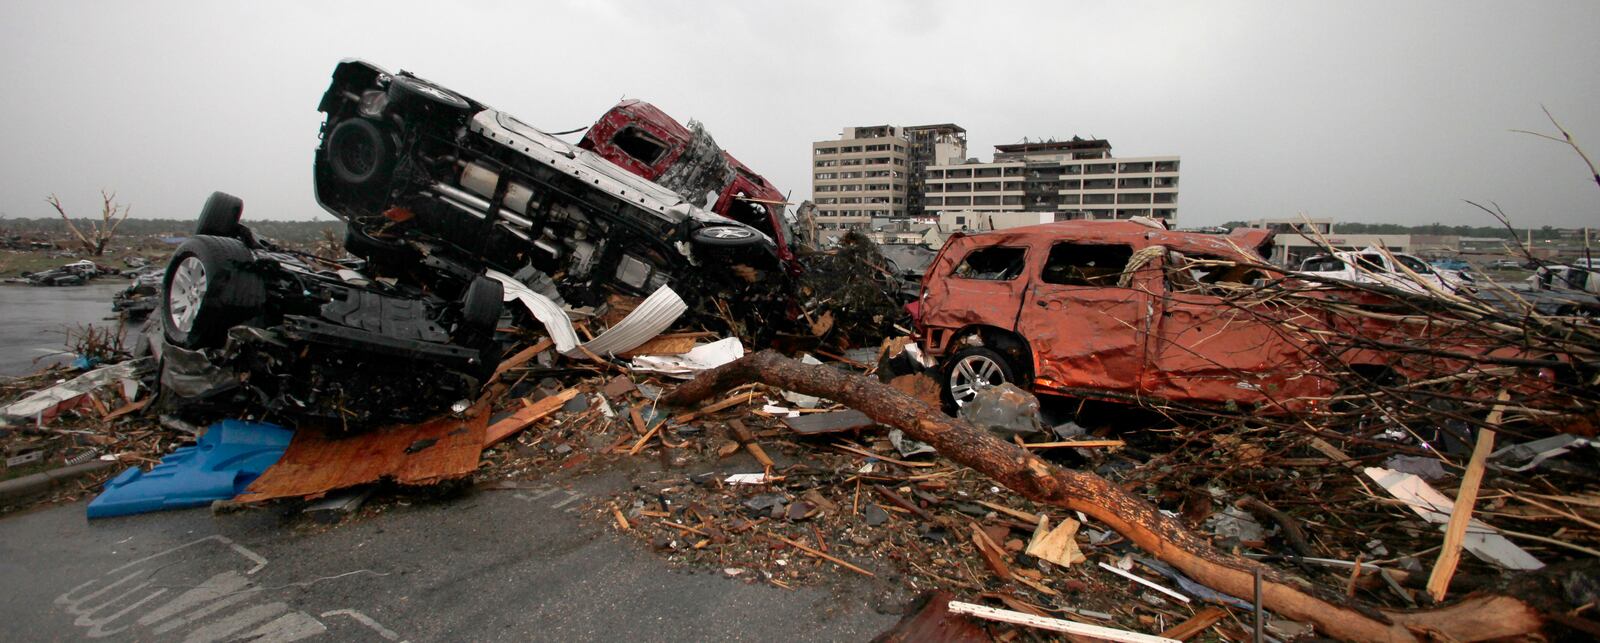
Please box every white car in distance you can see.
[1299,248,1472,295]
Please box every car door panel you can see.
[1019,283,1150,395]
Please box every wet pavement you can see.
[0,469,896,642]
[0,281,130,376]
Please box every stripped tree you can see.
[45,190,131,256]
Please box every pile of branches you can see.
[795,231,914,348]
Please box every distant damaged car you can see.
[1298,248,1472,295]
[158,192,503,427]
[112,265,164,320]
[312,60,797,330]
[24,260,99,286]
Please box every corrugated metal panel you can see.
[490,268,687,359]
[577,285,687,358]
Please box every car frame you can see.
[578,99,803,276]
[912,220,1532,411]
[157,192,504,427]
[311,60,796,324]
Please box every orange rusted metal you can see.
[236,408,487,503]
[916,220,1556,412]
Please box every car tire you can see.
[343,225,416,265]
[941,346,1017,410]
[325,118,396,187]
[461,276,505,335]
[161,235,267,349]
[387,75,471,114]
[691,225,762,248]
[195,191,244,238]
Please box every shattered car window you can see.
[1395,254,1434,274]
[1168,252,1265,294]
[1039,243,1132,287]
[1353,254,1387,272]
[612,126,668,164]
[1301,256,1344,272]
[952,246,1027,281]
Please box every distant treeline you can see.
[1223,221,1531,238]
[0,217,345,244]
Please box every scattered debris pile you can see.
[4,59,1600,643]
[795,231,915,348]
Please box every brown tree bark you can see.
[663,350,1587,642]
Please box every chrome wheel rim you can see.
[705,227,753,240]
[167,256,207,332]
[949,354,1005,407]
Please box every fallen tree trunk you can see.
[663,350,1591,642]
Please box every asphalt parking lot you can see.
[0,469,895,642]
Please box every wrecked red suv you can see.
[915,221,1415,410]
[579,99,802,275]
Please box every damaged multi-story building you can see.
[926,138,1180,229]
[903,124,969,218]
[812,123,1180,236]
[810,125,911,231]
[811,123,969,234]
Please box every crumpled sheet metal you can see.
[916,221,1333,408]
[234,409,487,503]
[487,269,687,358]
[1,358,152,425]
[159,345,239,401]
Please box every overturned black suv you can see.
[158,192,503,427]
[312,60,796,328]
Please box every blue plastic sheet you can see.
[87,419,293,519]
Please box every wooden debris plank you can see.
[875,485,934,521]
[970,523,1014,581]
[626,422,663,456]
[727,419,774,469]
[618,333,706,358]
[1427,392,1506,601]
[239,409,487,502]
[670,387,757,424]
[766,532,875,577]
[483,388,578,447]
[103,397,150,421]
[492,339,553,379]
[947,601,1179,643]
[1026,516,1086,566]
[976,499,1045,524]
[1159,606,1229,641]
[1022,440,1125,449]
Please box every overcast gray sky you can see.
[1,1,1595,228]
